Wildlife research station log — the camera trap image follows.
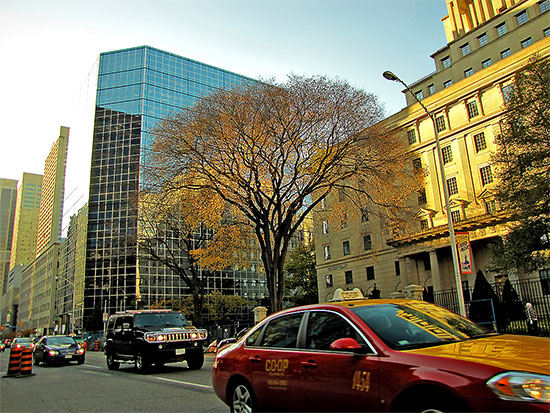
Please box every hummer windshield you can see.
[134,312,188,329]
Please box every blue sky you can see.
[0,0,448,228]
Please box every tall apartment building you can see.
[315,0,550,303]
[9,173,42,270]
[84,46,266,329]
[0,178,18,296]
[35,126,69,257]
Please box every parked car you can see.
[70,334,87,351]
[33,335,85,366]
[212,295,549,412]
[11,337,35,350]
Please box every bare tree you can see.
[151,75,419,313]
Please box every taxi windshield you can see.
[134,312,187,329]
[351,302,490,350]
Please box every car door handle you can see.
[301,360,318,369]
[249,355,262,363]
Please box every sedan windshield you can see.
[47,337,77,346]
[351,302,489,349]
[134,313,187,329]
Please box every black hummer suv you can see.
[104,310,207,372]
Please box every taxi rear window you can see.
[351,303,488,349]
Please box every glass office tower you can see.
[84,46,266,329]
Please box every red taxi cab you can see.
[212,290,549,412]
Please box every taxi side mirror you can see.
[330,338,368,354]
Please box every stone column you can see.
[429,250,442,292]
[253,306,268,324]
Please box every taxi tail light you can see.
[487,372,550,403]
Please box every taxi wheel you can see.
[230,382,256,413]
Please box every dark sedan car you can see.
[11,337,35,350]
[33,335,85,366]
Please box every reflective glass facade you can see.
[85,46,265,329]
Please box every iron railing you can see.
[432,279,550,337]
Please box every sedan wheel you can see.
[231,383,255,413]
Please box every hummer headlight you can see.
[156,334,165,342]
[487,372,550,403]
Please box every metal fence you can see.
[432,279,550,337]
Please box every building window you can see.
[361,206,369,222]
[413,157,422,172]
[480,165,494,186]
[460,43,471,56]
[502,84,514,104]
[435,115,446,132]
[451,210,462,223]
[363,234,372,251]
[441,56,451,69]
[501,48,511,59]
[482,58,492,68]
[341,214,348,229]
[325,274,333,287]
[540,269,550,295]
[407,129,417,145]
[444,79,453,88]
[320,196,326,210]
[544,27,550,37]
[485,199,497,214]
[324,245,331,260]
[467,100,479,119]
[418,188,427,205]
[447,177,459,196]
[366,266,375,281]
[420,219,430,231]
[345,270,353,284]
[516,10,529,25]
[428,84,436,95]
[343,240,350,256]
[478,32,489,47]
[322,220,329,234]
[464,68,474,78]
[474,132,487,152]
[415,90,424,101]
[395,261,400,276]
[496,22,508,37]
[521,37,533,48]
[540,0,550,13]
[442,145,453,164]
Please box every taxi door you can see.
[242,312,305,411]
[296,310,382,412]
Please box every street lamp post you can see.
[383,70,466,316]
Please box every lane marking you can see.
[156,377,212,389]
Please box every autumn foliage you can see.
[150,75,418,312]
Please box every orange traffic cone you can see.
[93,340,99,351]
[3,346,21,377]
[18,347,34,377]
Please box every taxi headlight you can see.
[487,372,550,403]
[48,350,58,356]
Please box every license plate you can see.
[65,355,72,359]
[175,349,186,355]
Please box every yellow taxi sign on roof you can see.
[331,288,364,302]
